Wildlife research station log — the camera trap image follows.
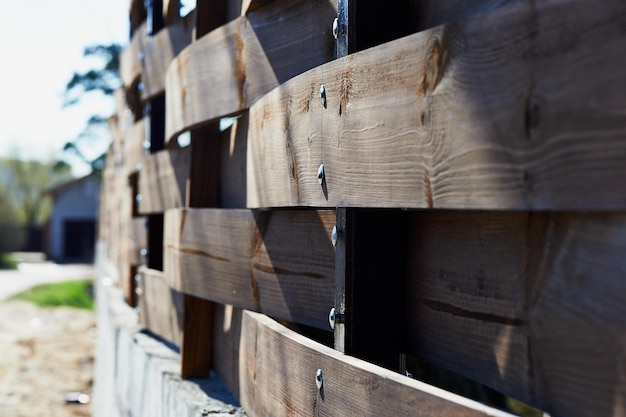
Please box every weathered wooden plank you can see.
[137,147,190,214]
[122,217,147,265]
[180,294,213,378]
[248,0,626,210]
[212,304,246,401]
[406,212,533,403]
[213,309,515,417]
[164,208,335,329]
[163,0,181,25]
[124,118,147,175]
[137,266,183,346]
[120,21,147,87]
[165,0,337,140]
[129,0,147,36]
[141,10,195,100]
[114,88,134,136]
[405,211,626,417]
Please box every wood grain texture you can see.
[214,309,515,417]
[406,211,626,417]
[123,217,147,265]
[137,147,190,214]
[247,0,626,210]
[120,21,147,87]
[163,208,335,329]
[141,10,195,100]
[123,118,147,176]
[165,0,337,140]
[180,294,214,378]
[137,266,183,346]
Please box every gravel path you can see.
[0,256,96,416]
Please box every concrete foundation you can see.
[93,244,246,417]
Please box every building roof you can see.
[42,172,100,198]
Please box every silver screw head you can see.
[315,369,323,390]
[319,84,327,108]
[332,18,339,39]
[329,308,336,329]
[134,274,142,284]
[317,164,325,185]
[136,194,143,203]
[140,248,148,258]
[331,225,338,246]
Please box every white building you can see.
[44,173,99,262]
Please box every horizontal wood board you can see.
[124,119,148,176]
[212,308,515,417]
[164,208,335,329]
[247,0,626,209]
[137,267,183,346]
[141,10,195,100]
[165,0,337,140]
[406,211,626,417]
[120,21,147,86]
[137,147,190,214]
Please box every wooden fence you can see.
[99,0,626,416]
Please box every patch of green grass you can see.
[0,253,18,270]
[11,279,94,310]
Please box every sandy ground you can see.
[0,257,96,417]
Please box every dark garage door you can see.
[63,220,95,262]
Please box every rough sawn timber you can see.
[405,211,626,417]
[247,0,626,210]
[137,266,183,347]
[137,147,190,214]
[120,21,147,87]
[212,309,515,417]
[165,0,337,141]
[140,10,195,100]
[163,208,335,329]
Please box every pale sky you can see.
[0,0,130,175]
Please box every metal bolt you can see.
[317,164,325,185]
[333,18,339,39]
[138,52,145,62]
[136,194,142,203]
[140,248,148,259]
[320,84,327,108]
[331,225,339,246]
[138,82,144,92]
[134,306,141,315]
[315,369,323,390]
[135,274,143,296]
[328,307,344,330]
